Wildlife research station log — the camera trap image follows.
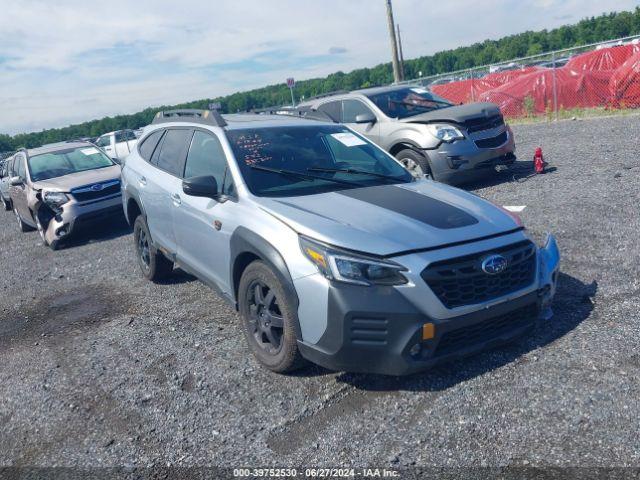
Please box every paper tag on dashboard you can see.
[411,87,429,94]
[331,132,367,147]
[80,147,99,155]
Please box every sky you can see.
[1,0,639,135]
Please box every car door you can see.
[114,131,133,159]
[97,135,115,159]
[174,129,240,292]
[10,154,30,219]
[141,128,193,256]
[341,99,380,144]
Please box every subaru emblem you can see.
[481,254,508,275]
[90,183,104,191]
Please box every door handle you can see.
[171,193,182,206]
[138,176,147,187]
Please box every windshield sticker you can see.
[80,147,99,156]
[410,87,429,94]
[330,132,367,147]
[234,133,273,166]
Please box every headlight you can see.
[43,191,69,210]
[299,236,408,286]
[425,124,465,143]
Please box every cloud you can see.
[1,0,639,134]
[329,47,348,55]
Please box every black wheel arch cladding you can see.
[230,227,303,339]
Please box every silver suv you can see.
[7,142,122,249]
[299,85,516,184]
[122,109,559,375]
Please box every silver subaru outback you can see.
[299,85,516,184]
[122,109,559,376]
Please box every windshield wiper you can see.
[250,165,360,186]
[307,166,405,182]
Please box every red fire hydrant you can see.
[534,147,546,174]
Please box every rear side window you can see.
[342,100,374,123]
[317,101,341,122]
[185,131,234,195]
[155,128,193,177]
[139,130,164,161]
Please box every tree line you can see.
[2,7,639,152]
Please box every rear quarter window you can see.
[317,101,341,122]
[138,130,165,161]
[155,128,193,177]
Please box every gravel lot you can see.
[1,115,639,477]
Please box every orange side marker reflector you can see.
[422,323,435,340]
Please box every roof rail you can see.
[262,106,337,123]
[304,90,350,101]
[152,109,227,128]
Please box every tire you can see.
[14,206,34,232]
[1,195,10,211]
[395,148,432,179]
[133,215,173,282]
[35,210,61,250]
[238,260,306,373]
[35,214,49,246]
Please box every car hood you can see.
[258,181,521,256]
[32,165,121,193]
[399,102,501,125]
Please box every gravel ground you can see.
[0,115,639,478]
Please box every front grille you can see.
[462,114,504,133]
[70,180,121,203]
[421,241,536,309]
[475,131,508,149]
[434,303,537,357]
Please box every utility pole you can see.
[385,0,402,83]
[396,23,405,81]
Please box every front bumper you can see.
[426,127,516,185]
[297,235,560,376]
[39,194,123,244]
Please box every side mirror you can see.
[354,113,376,124]
[182,175,219,199]
[10,176,23,186]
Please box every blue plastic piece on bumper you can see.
[538,234,561,316]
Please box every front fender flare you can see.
[229,227,302,338]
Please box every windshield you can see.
[27,146,114,182]
[226,125,413,197]
[366,87,453,119]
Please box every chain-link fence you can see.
[398,34,640,121]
